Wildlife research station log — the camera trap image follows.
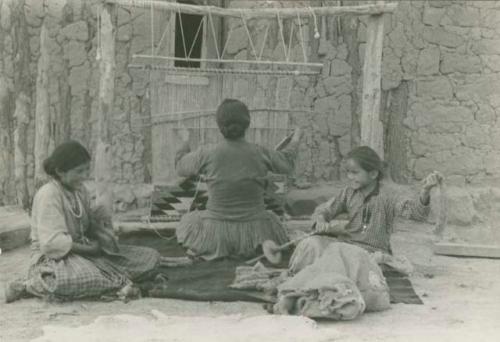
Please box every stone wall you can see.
[376,0,500,185]
[1,0,500,209]
[0,0,157,206]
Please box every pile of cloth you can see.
[232,242,391,320]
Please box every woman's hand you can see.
[72,240,101,256]
[87,240,101,254]
[291,127,303,143]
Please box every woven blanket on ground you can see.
[121,234,422,305]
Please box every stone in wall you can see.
[410,131,460,156]
[471,39,500,55]
[456,74,500,100]
[461,123,491,149]
[422,26,463,48]
[61,21,88,41]
[440,53,482,74]
[441,5,481,27]
[417,46,440,76]
[416,77,453,100]
[410,102,473,132]
[63,40,87,67]
[422,6,445,26]
[481,55,500,72]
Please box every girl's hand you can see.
[422,171,444,191]
[420,171,443,205]
[313,216,330,233]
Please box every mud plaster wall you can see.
[1,0,500,209]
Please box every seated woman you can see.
[4,141,161,303]
[290,146,442,273]
[175,99,302,260]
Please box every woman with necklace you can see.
[4,141,161,302]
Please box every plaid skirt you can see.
[26,245,160,300]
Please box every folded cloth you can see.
[274,241,390,320]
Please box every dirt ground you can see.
[1,220,500,342]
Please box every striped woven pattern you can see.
[149,174,287,222]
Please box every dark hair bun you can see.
[42,157,56,176]
[223,123,246,140]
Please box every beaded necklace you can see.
[53,180,87,242]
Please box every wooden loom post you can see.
[13,93,30,209]
[360,0,386,160]
[34,24,50,190]
[95,3,115,215]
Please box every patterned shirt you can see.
[313,182,430,254]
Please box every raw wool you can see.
[31,311,338,342]
[231,262,288,292]
[284,240,391,318]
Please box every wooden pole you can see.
[34,24,51,190]
[0,76,14,205]
[105,0,397,18]
[13,93,30,209]
[133,54,324,69]
[360,1,386,159]
[95,4,115,215]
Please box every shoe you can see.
[4,280,27,303]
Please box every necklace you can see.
[53,180,83,218]
[53,180,88,243]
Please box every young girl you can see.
[289,145,442,273]
[4,141,161,303]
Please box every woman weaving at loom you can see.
[175,99,302,260]
[4,141,161,303]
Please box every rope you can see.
[258,23,270,61]
[296,11,307,63]
[308,6,320,39]
[287,21,295,62]
[240,10,258,60]
[187,16,205,58]
[220,22,234,58]
[150,0,154,56]
[155,12,172,55]
[207,7,221,60]
[276,10,288,61]
[177,3,188,59]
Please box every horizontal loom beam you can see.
[133,55,324,69]
[105,0,397,19]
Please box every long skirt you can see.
[176,210,289,260]
[25,245,160,301]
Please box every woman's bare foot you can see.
[4,280,28,303]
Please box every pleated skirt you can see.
[176,210,289,260]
